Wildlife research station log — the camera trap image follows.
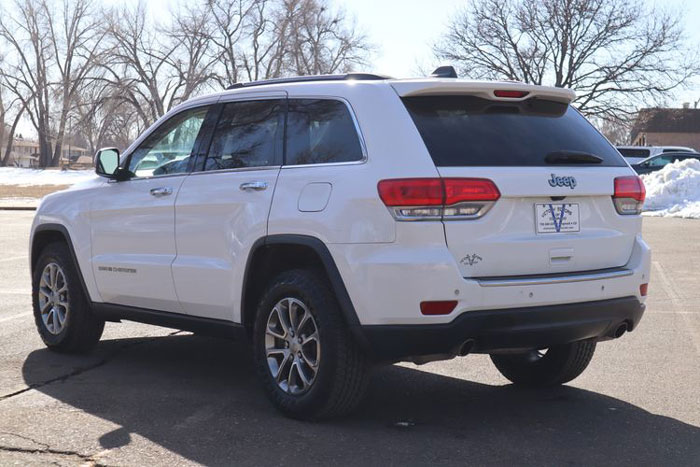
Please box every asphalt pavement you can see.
[0,211,698,466]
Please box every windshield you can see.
[402,96,626,167]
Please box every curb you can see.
[0,206,37,211]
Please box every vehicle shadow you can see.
[22,334,700,466]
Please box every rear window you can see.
[402,96,626,167]
[618,148,651,158]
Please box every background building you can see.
[631,106,700,149]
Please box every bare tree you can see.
[0,0,104,167]
[206,0,370,87]
[104,1,217,129]
[282,0,370,76]
[434,0,698,122]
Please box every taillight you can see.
[613,176,645,215]
[377,178,500,221]
[493,90,529,98]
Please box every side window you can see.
[128,107,208,177]
[204,99,284,171]
[648,155,672,167]
[286,99,363,165]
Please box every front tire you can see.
[253,269,369,420]
[32,242,104,353]
[490,339,596,387]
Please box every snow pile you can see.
[641,158,700,219]
[0,167,96,186]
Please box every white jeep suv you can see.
[29,72,650,419]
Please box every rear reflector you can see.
[613,176,646,215]
[378,178,500,221]
[640,283,648,296]
[493,90,529,98]
[420,300,458,315]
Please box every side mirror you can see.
[95,148,130,181]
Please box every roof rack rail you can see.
[227,73,391,90]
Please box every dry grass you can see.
[0,185,70,199]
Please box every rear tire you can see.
[32,242,104,353]
[253,269,369,420]
[490,339,596,387]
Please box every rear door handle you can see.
[150,187,173,197]
[240,181,268,191]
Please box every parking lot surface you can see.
[0,211,698,466]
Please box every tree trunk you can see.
[2,106,26,166]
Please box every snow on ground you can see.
[0,167,96,186]
[641,158,700,219]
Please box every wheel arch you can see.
[31,223,91,301]
[241,234,368,349]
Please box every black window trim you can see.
[189,95,369,174]
[281,95,368,169]
[119,103,215,181]
[192,95,287,175]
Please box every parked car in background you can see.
[616,145,695,165]
[632,152,700,175]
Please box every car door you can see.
[90,105,213,312]
[172,95,285,321]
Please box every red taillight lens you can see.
[640,283,648,296]
[377,178,444,206]
[443,178,501,204]
[493,90,529,98]
[613,176,646,215]
[420,300,458,315]
[377,178,500,220]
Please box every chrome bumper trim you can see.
[475,268,634,287]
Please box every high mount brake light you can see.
[613,176,645,215]
[493,90,529,98]
[377,178,500,220]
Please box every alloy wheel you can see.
[264,297,321,395]
[38,263,69,335]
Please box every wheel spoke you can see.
[276,353,292,384]
[293,360,311,390]
[55,308,66,327]
[49,264,57,290]
[300,348,318,369]
[297,309,311,333]
[266,347,287,358]
[286,298,298,331]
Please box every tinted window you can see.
[402,96,626,167]
[204,100,284,171]
[647,155,673,167]
[286,99,363,165]
[618,148,651,159]
[129,107,208,177]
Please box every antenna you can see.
[430,66,458,78]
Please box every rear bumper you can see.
[361,296,645,361]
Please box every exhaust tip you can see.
[614,322,628,339]
[458,339,475,356]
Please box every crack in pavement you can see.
[0,330,183,402]
[0,330,184,465]
[0,431,93,462]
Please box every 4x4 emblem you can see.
[548,174,576,189]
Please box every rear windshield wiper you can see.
[545,151,604,164]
